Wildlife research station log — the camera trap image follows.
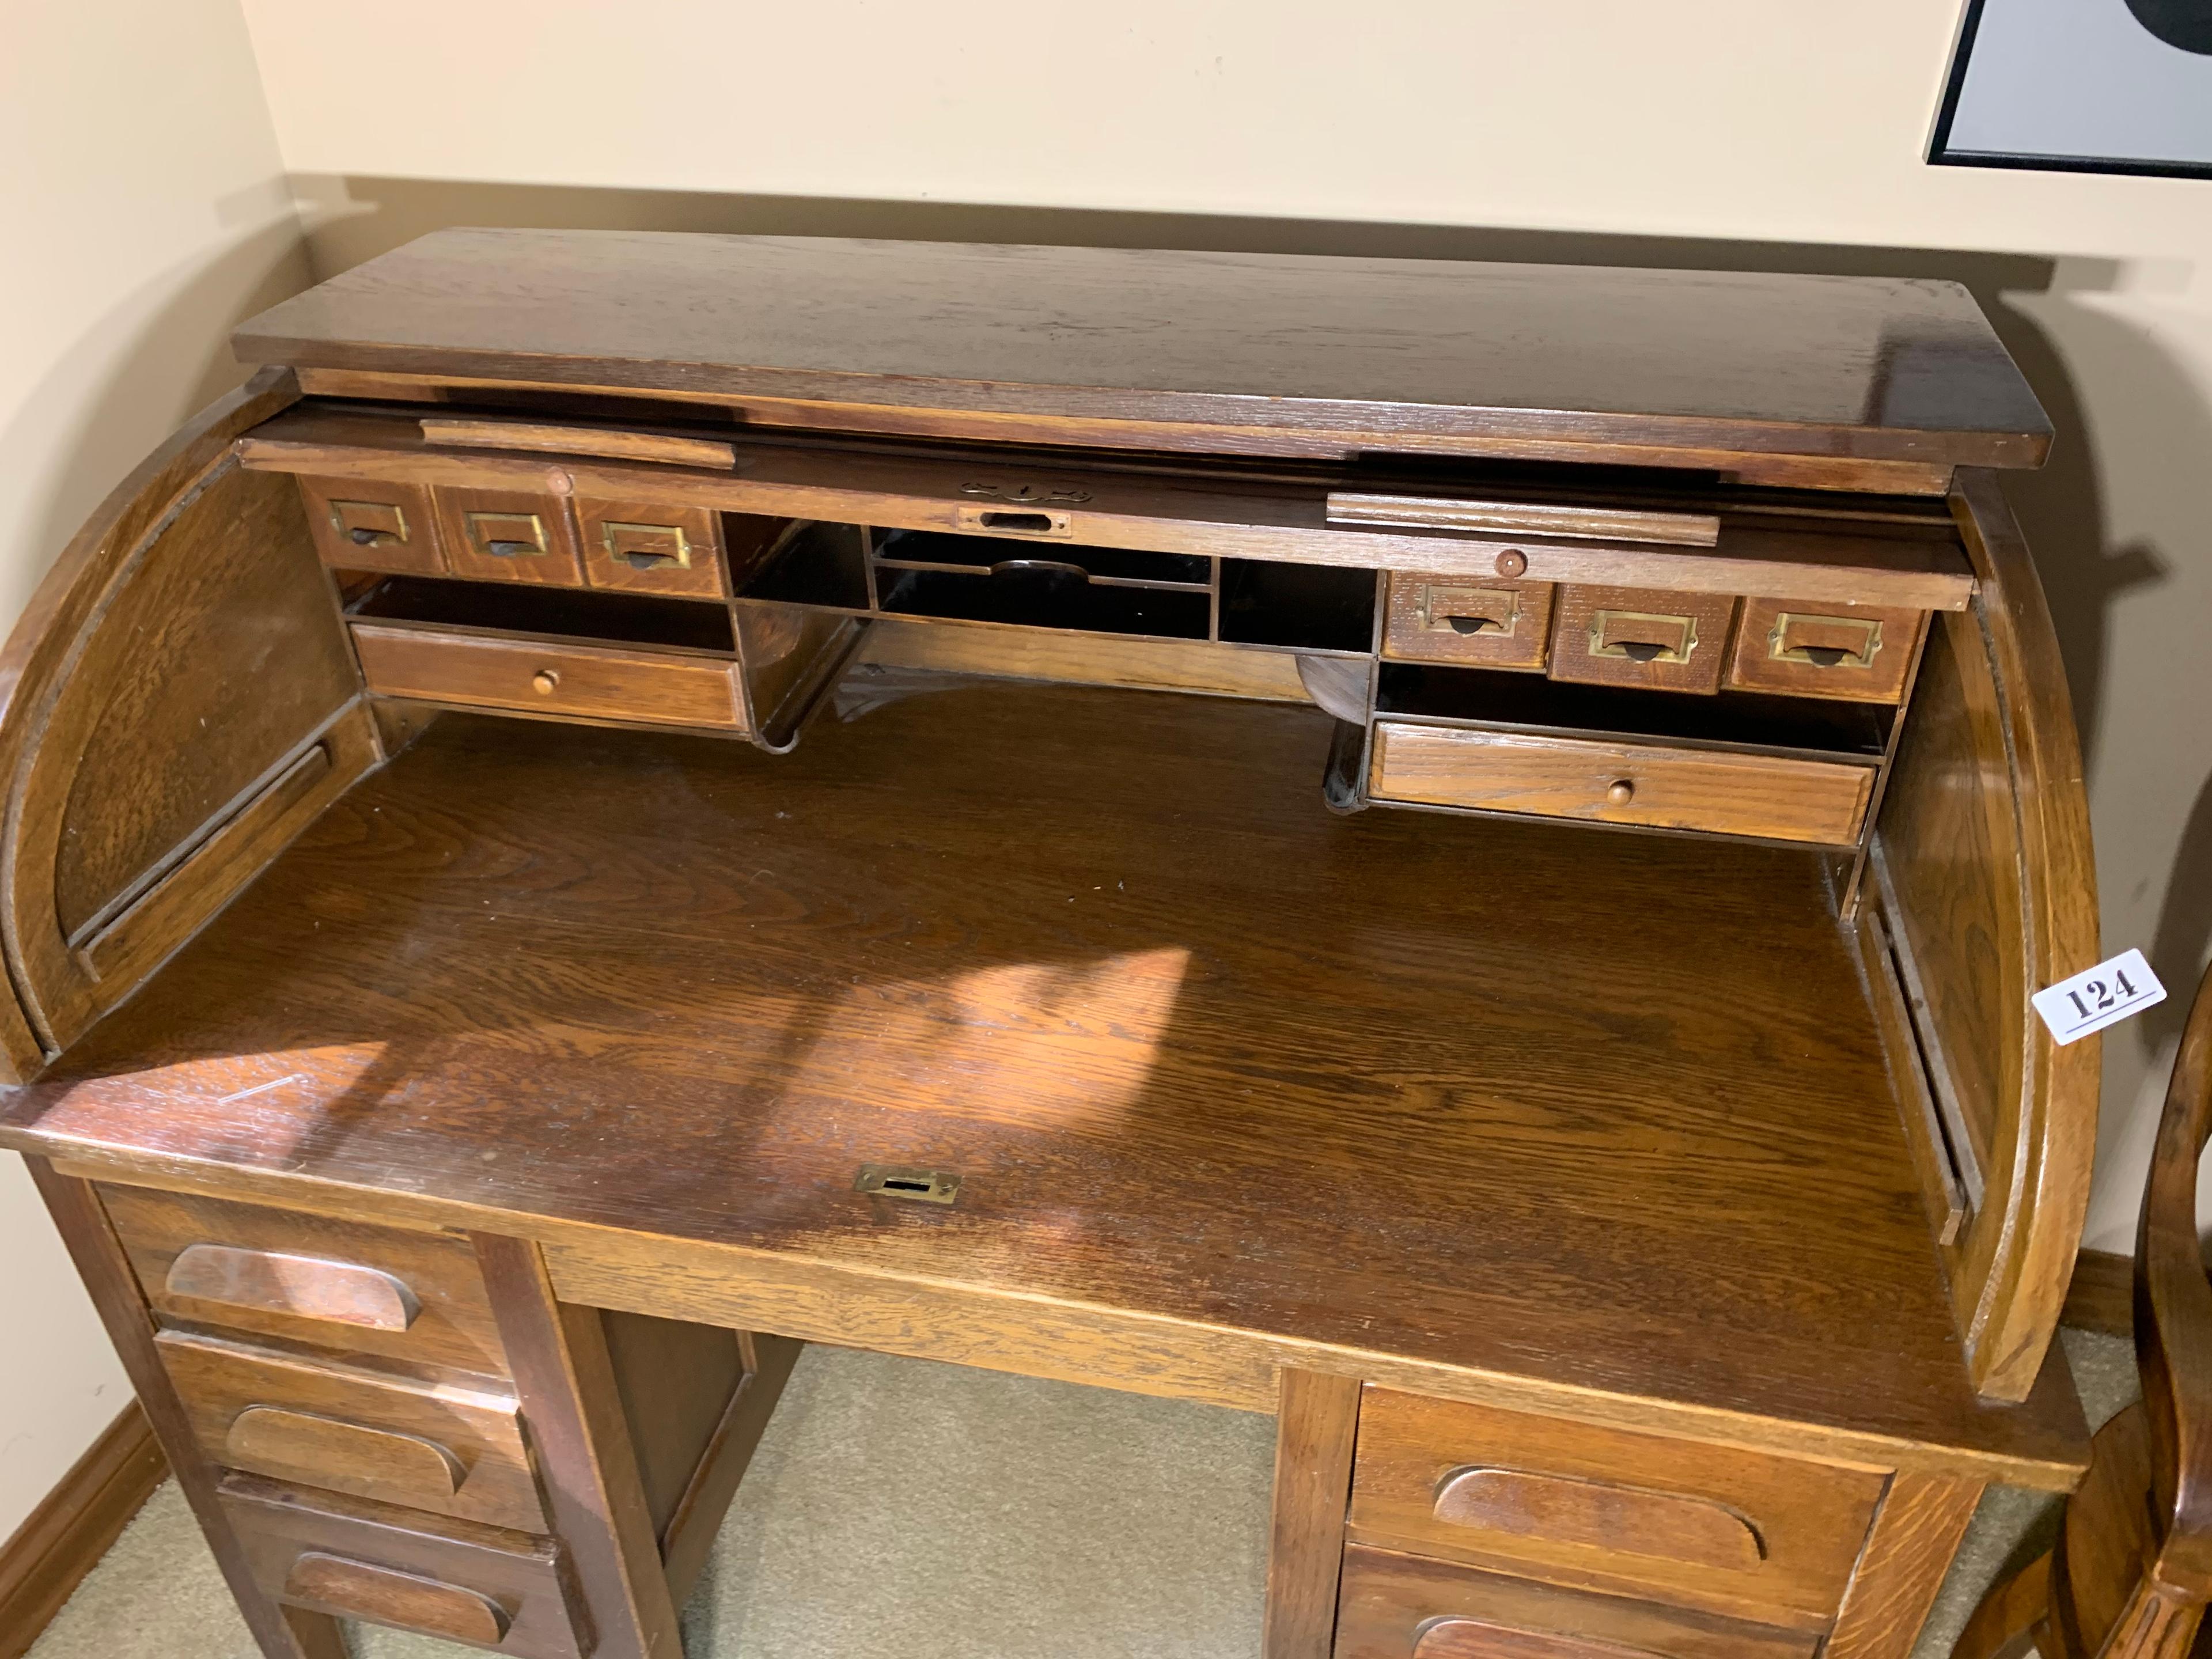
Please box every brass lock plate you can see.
[854,1164,962,1206]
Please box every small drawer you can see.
[1367,723,1874,846]
[297,475,443,576]
[1726,599,1923,704]
[97,1184,506,1377]
[1348,1389,1885,1629]
[577,498,727,598]
[223,1478,582,1659]
[1335,1546,1819,1659]
[352,624,748,732]
[434,486,585,585]
[1382,575,1555,671]
[1548,585,1737,694]
[160,1332,546,1533]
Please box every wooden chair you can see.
[1959,962,2212,1659]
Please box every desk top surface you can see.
[233,229,2051,470]
[0,685,2081,1479]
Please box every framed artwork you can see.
[1929,0,2212,178]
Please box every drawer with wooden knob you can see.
[1548,584,1737,694]
[434,486,585,585]
[1726,598,1924,704]
[1381,574,1556,671]
[158,1331,547,1532]
[577,497,728,598]
[1334,1546,1820,1659]
[97,1183,507,1376]
[1366,722,1876,846]
[297,475,444,576]
[1347,1389,1886,1630]
[222,1476,582,1659]
[351,623,749,732]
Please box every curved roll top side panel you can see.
[0,368,383,1075]
[1873,468,2099,1403]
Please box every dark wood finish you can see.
[156,1331,544,1531]
[475,1233,681,1659]
[1349,1388,1883,1630]
[26,1160,349,1659]
[351,623,747,732]
[1726,599,1923,705]
[165,1244,419,1334]
[656,1331,801,1603]
[418,419,737,471]
[1368,722,1874,846]
[1548,584,1738,694]
[232,231,2051,480]
[1824,1474,1983,1659]
[0,695,2086,1488]
[0,1403,166,1659]
[1381,575,1555,671]
[1327,494,1720,547]
[1264,1369,1363,1659]
[575,498,726,599]
[238,406,1983,608]
[435,486,585,586]
[2066,1250,2137,1338]
[1334,1546,1820,1659]
[221,1475,583,1659]
[100,1181,509,1376]
[297,474,444,575]
[598,1312,745,1540]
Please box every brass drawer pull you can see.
[952,503,1074,537]
[1420,584,1520,637]
[1768,611,1882,670]
[465,510,549,558]
[1588,608,1697,665]
[228,1406,466,1501]
[282,1551,513,1645]
[1433,1464,1766,1571]
[165,1243,420,1331]
[331,501,409,549]
[531,670,560,695]
[601,520,691,571]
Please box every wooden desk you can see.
[0,233,2097,1659]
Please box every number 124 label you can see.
[2031,948,2166,1046]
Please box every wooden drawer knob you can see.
[1494,548,1528,578]
[165,1244,419,1332]
[228,1407,464,1501]
[1432,1465,1764,1571]
[531,669,560,695]
[1606,778,1635,806]
[283,1551,512,1645]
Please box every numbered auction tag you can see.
[2032,948,2166,1045]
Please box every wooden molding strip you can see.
[1327,493,1721,547]
[419,419,737,471]
[2063,1248,2134,1338]
[0,1402,167,1659]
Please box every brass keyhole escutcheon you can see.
[1607,778,1635,806]
[531,670,560,695]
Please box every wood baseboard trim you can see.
[0,1402,167,1659]
[2061,1248,2134,1339]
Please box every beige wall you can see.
[0,0,307,1540]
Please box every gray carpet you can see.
[27,1334,2134,1659]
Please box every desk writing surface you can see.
[231,229,2051,469]
[0,687,2074,1474]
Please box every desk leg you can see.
[1827,1471,1984,1659]
[26,1159,347,1659]
[1264,1368,1363,1659]
[475,1232,687,1659]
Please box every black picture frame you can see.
[1928,0,2212,181]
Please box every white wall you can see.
[0,0,306,1540]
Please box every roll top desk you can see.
[0,232,2099,1659]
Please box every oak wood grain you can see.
[1548,584,1739,694]
[574,498,726,599]
[286,1551,510,1646]
[0,691,2088,1488]
[1263,1368,1361,1659]
[1824,1474,1983,1659]
[434,485,585,586]
[163,1245,418,1334]
[419,419,737,471]
[232,230,2050,475]
[1726,599,1924,705]
[296,474,444,576]
[1381,575,1555,671]
[351,623,746,732]
[1368,722,1874,846]
[1327,494,1719,547]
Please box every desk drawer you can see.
[1548,585,1736,694]
[577,497,728,598]
[1335,1547,1820,1659]
[223,1478,581,1659]
[1366,722,1874,846]
[1349,1390,1884,1629]
[434,486,585,586]
[160,1332,547,1533]
[1382,575,1555,671]
[298,475,444,576]
[353,623,748,732]
[99,1184,507,1377]
[1726,598,1923,704]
